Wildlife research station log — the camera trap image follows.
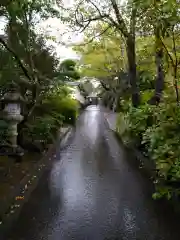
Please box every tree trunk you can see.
[148,27,164,105]
[173,66,179,103]
[126,37,140,107]
[7,15,19,51]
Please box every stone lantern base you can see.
[0,145,24,162]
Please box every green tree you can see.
[59,59,80,80]
[65,0,140,106]
[135,0,180,103]
[0,0,80,149]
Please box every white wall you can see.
[69,86,85,104]
[74,88,85,104]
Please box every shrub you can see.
[142,103,180,183]
[57,98,79,125]
[118,104,155,147]
[120,99,131,113]
[141,90,154,104]
[23,113,64,146]
[42,94,79,125]
[116,97,180,199]
[21,91,79,152]
[116,112,131,145]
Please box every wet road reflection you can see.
[6,106,180,239]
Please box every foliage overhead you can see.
[0,0,80,151]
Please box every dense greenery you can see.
[1,0,180,200]
[66,0,180,199]
[0,0,80,152]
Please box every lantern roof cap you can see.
[1,82,25,103]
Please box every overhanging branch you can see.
[110,0,129,38]
[0,36,32,80]
[100,80,110,91]
[77,25,111,46]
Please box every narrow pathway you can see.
[7,106,180,240]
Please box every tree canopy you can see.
[0,0,80,152]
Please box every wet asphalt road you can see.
[6,106,180,239]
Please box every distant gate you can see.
[87,96,98,105]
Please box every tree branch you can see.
[172,26,178,68]
[76,25,111,46]
[159,36,175,67]
[75,0,129,38]
[130,5,137,39]
[75,0,108,32]
[110,0,129,38]
[0,36,32,80]
[100,80,110,91]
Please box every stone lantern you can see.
[1,82,25,157]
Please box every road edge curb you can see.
[104,114,156,179]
